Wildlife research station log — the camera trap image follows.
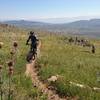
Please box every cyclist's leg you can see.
[34,43,37,54]
[31,43,35,52]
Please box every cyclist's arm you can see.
[26,36,31,45]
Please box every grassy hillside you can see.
[38,34,100,100]
[0,25,47,100]
[0,24,100,100]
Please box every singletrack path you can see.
[25,41,67,100]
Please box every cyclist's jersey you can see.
[27,35,38,44]
[31,36,37,44]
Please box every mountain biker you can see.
[26,31,39,53]
[91,44,95,54]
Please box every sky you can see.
[0,0,100,22]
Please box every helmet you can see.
[30,31,34,35]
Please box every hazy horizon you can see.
[1,16,100,24]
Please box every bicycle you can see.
[26,43,37,62]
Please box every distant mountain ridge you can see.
[3,20,51,28]
[3,19,100,28]
[65,19,100,28]
[2,19,100,38]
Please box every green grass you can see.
[38,34,100,100]
[0,27,47,100]
[1,25,100,100]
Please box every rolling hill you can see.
[2,19,100,38]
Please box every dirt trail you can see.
[25,41,67,100]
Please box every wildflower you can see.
[10,49,15,55]
[8,67,14,75]
[7,61,14,75]
[13,41,18,48]
[7,61,13,67]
